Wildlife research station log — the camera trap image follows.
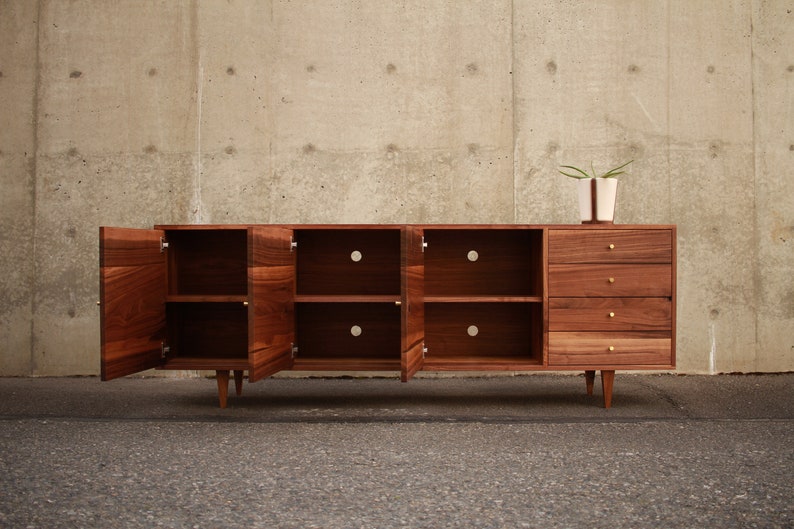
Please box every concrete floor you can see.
[1,373,792,528]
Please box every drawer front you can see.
[548,332,672,366]
[549,297,672,331]
[548,264,672,297]
[548,229,672,264]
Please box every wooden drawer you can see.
[549,298,672,331]
[548,229,672,264]
[548,331,673,366]
[548,264,672,297]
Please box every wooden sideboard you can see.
[100,224,676,408]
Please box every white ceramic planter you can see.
[578,178,618,223]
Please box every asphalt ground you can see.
[1,373,792,528]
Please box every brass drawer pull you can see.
[608,346,615,351]
[608,243,615,250]
[609,312,615,318]
[608,277,615,283]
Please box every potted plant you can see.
[559,160,632,224]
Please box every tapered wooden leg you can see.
[585,370,596,396]
[216,370,230,409]
[601,370,615,409]
[234,370,244,396]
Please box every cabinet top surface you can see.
[150,223,676,231]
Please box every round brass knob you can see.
[608,277,615,283]
[609,312,615,318]
[608,243,615,250]
[608,346,615,351]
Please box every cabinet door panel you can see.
[100,227,166,380]
[548,264,672,297]
[401,226,425,381]
[248,227,295,382]
[549,298,672,331]
[548,229,672,263]
[548,331,672,366]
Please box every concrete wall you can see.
[1,0,791,376]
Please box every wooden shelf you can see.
[295,294,401,303]
[166,295,248,303]
[163,357,249,371]
[292,358,400,371]
[423,355,543,371]
[424,295,542,303]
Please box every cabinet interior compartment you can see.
[295,229,401,296]
[424,302,543,363]
[295,302,400,360]
[424,229,543,297]
[166,230,248,296]
[166,302,248,359]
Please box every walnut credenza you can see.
[100,224,676,408]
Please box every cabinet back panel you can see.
[296,230,401,295]
[424,230,542,296]
[425,303,542,359]
[167,230,247,295]
[296,303,401,359]
[167,303,248,359]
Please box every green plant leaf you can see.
[558,165,592,179]
[559,160,633,179]
[601,160,633,178]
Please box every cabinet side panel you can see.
[248,227,295,382]
[100,227,166,380]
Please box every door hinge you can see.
[161,342,170,359]
[290,236,298,252]
[291,343,298,358]
[160,237,169,252]
[422,343,427,358]
[421,236,428,252]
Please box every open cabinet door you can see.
[248,226,295,382]
[401,226,425,381]
[99,227,167,380]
